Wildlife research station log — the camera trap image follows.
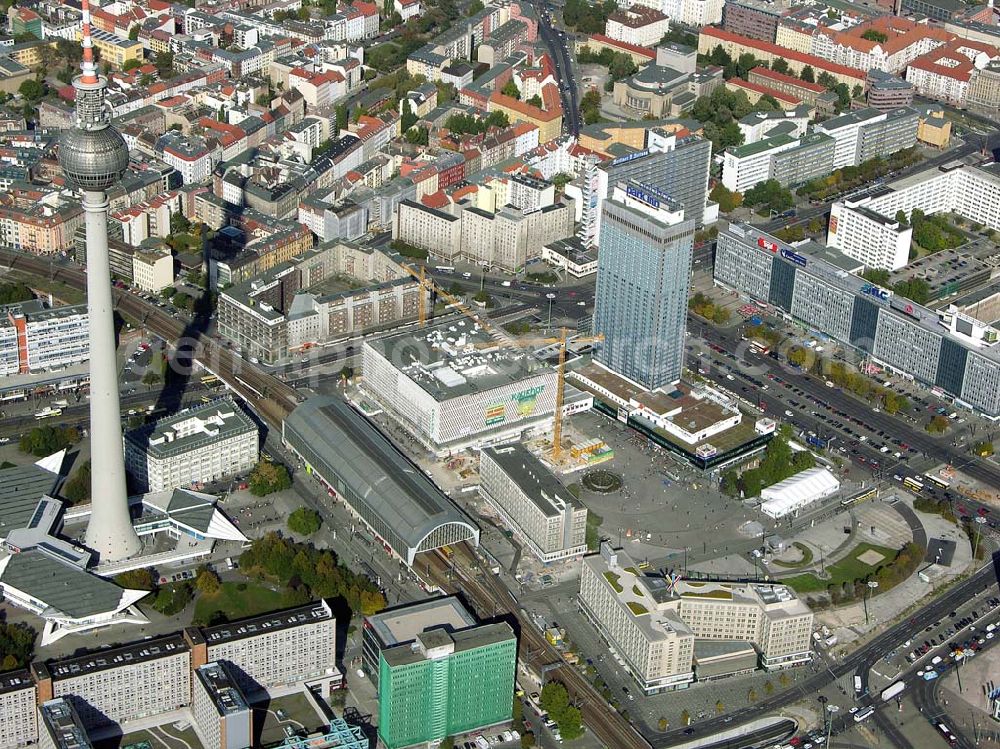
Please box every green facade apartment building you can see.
[377,622,517,749]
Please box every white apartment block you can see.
[579,546,696,693]
[132,249,174,292]
[635,0,721,27]
[479,444,587,563]
[38,699,91,749]
[0,672,37,749]
[605,6,670,49]
[393,198,575,272]
[579,545,813,693]
[201,600,341,697]
[681,0,723,27]
[0,603,343,745]
[813,109,883,169]
[45,634,192,730]
[738,107,811,145]
[0,300,89,376]
[828,202,912,270]
[392,199,462,260]
[721,134,799,193]
[829,161,1000,268]
[124,397,260,492]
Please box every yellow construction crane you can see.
[476,329,604,462]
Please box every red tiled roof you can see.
[588,33,656,60]
[490,92,562,121]
[421,190,450,209]
[701,26,867,81]
[727,78,802,104]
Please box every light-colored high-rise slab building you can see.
[593,182,695,390]
[479,444,587,563]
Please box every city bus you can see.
[749,340,770,355]
[937,723,957,747]
[924,474,949,490]
[902,476,924,493]
[200,374,220,388]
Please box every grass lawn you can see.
[193,581,285,623]
[784,542,897,593]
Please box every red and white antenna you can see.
[80,0,99,84]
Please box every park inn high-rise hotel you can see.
[592,181,696,391]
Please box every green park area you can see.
[192,581,285,624]
[782,542,898,593]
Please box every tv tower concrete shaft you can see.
[82,189,141,560]
[57,0,141,561]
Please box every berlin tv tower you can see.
[58,0,141,561]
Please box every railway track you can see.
[422,544,651,749]
[2,249,299,429]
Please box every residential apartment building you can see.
[37,634,192,731]
[0,603,340,743]
[578,545,812,694]
[866,69,915,110]
[124,397,260,492]
[813,107,918,169]
[593,182,694,390]
[0,300,88,375]
[198,600,341,697]
[132,248,175,292]
[479,444,588,563]
[393,197,575,272]
[0,186,84,254]
[905,38,999,108]
[0,671,36,749]
[605,6,670,48]
[722,133,800,192]
[737,105,812,145]
[716,222,1000,418]
[966,60,1000,113]
[721,0,787,42]
[217,242,422,364]
[828,202,912,270]
[828,160,1000,269]
[746,66,830,109]
[698,27,868,88]
[38,699,90,749]
[191,662,252,749]
[770,133,838,187]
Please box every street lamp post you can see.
[826,703,839,746]
[864,580,879,624]
[972,516,987,561]
[546,292,556,329]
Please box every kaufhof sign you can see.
[511,385,545,417]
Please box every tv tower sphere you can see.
[58,122,130,192]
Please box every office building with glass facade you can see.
[377,621,517,749]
